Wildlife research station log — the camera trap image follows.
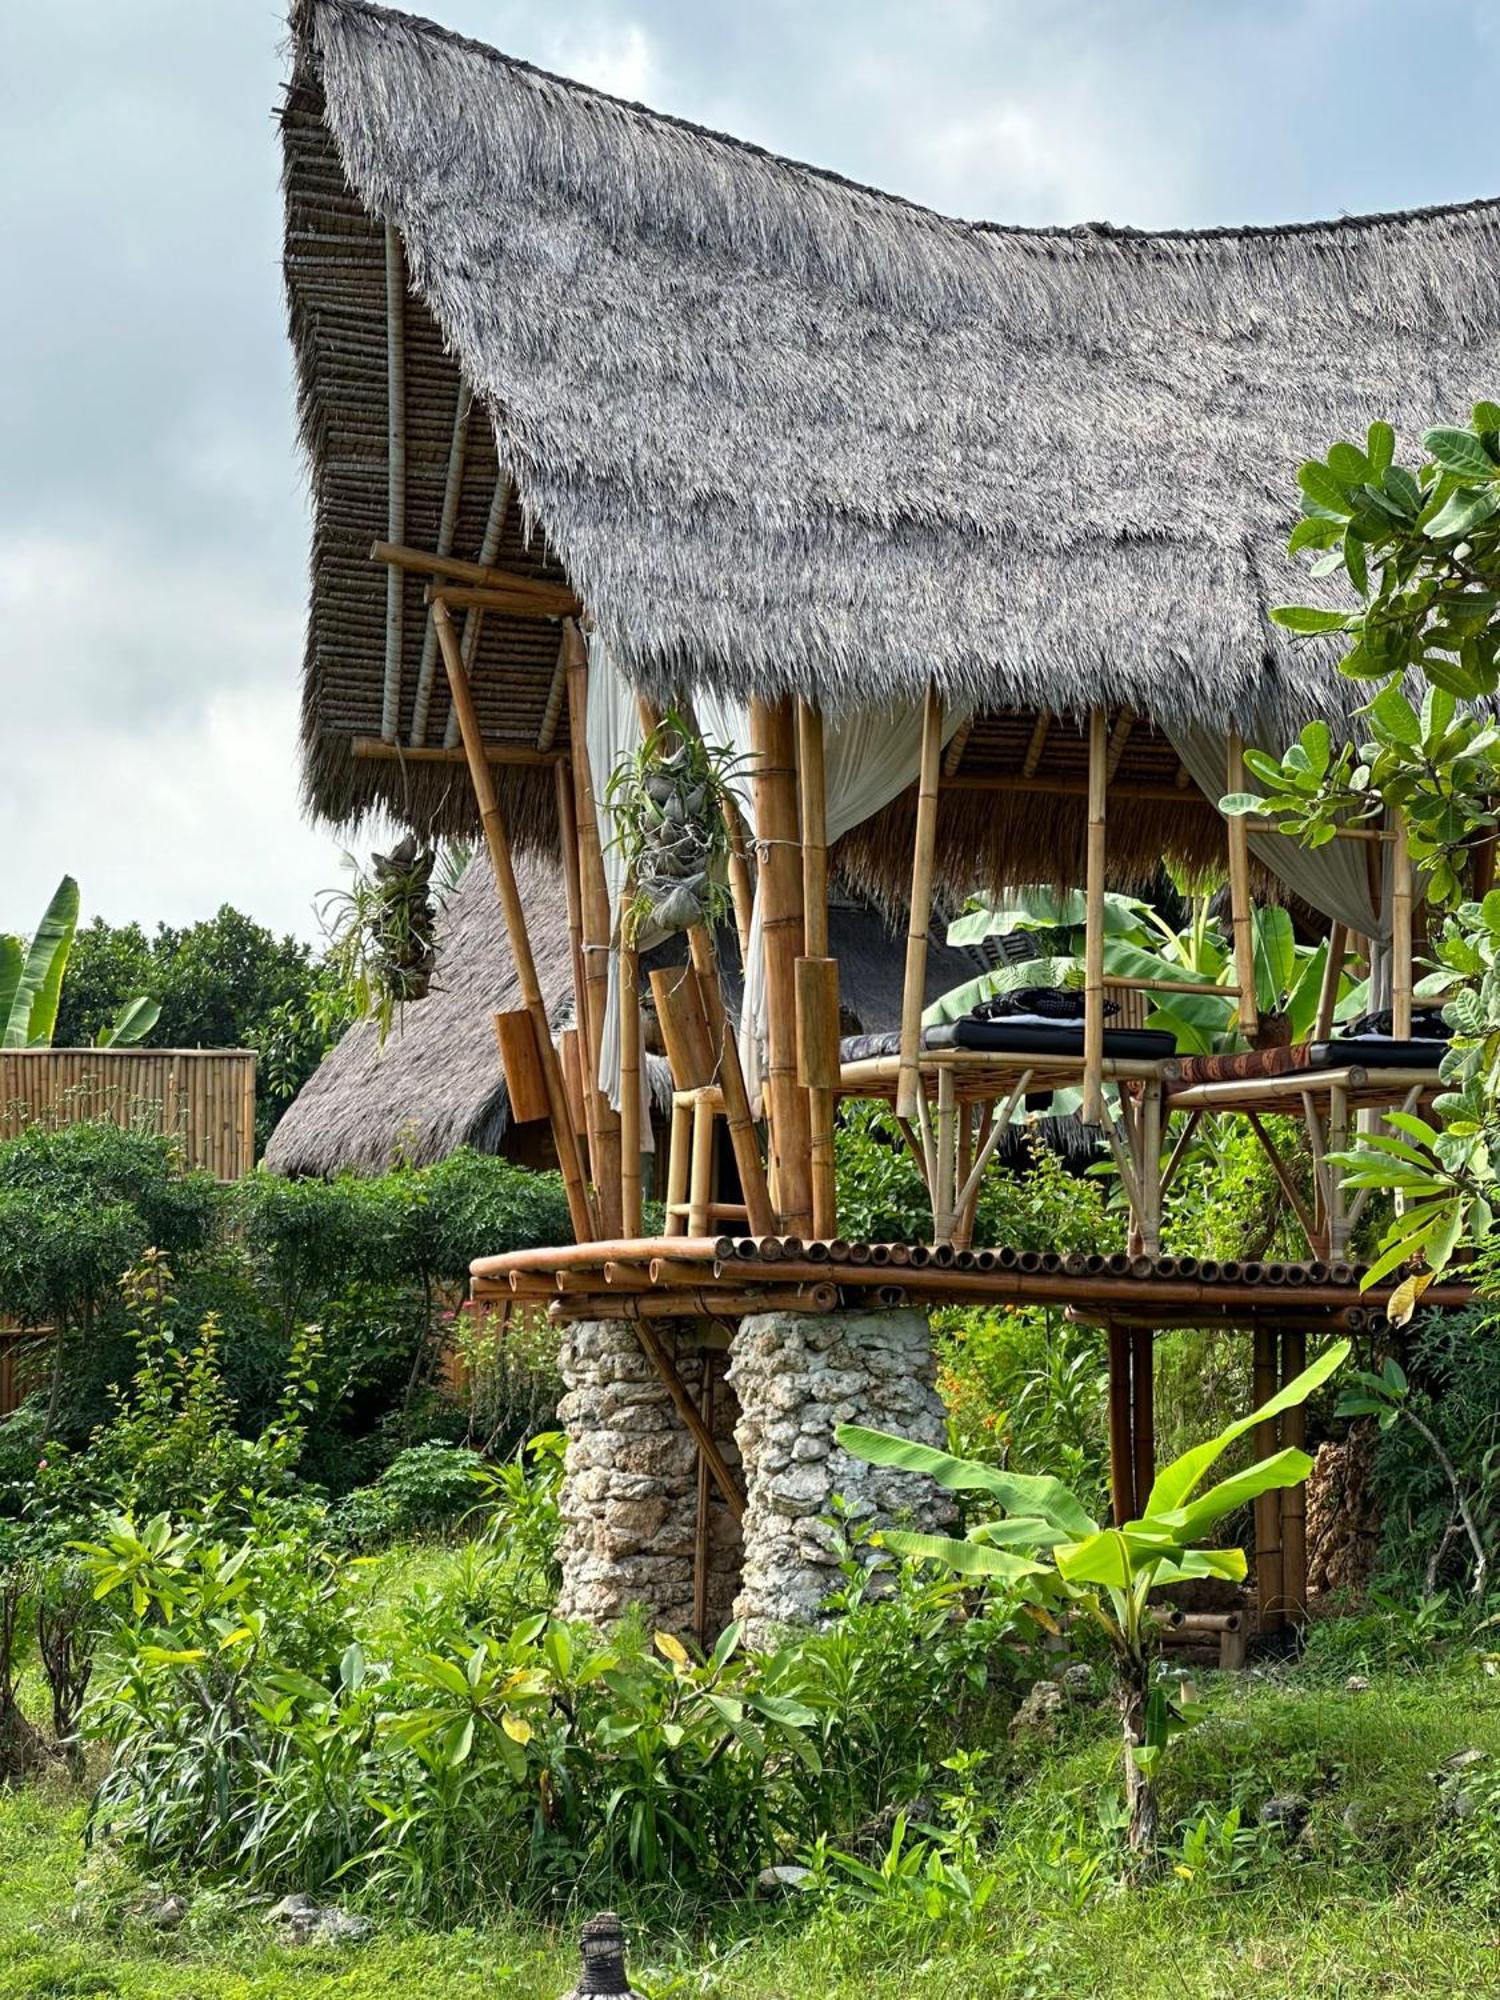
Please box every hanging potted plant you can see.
[605,710,749,943]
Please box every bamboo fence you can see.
[0,1049,257,1181]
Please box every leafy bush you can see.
[331,1442,485,1548]
[935,1308,1108,1518]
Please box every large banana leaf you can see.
[1251,905,1297,1013]
[1143,1340,1348,1518]
[834,1424,1097,1536]
[877,1530,1049,1581]
[1156,1447,1315,1542]
[922,955,1078,1029]
[946,888,1150,947]
[0,936,21,1038]
[96,995,161,1047]
[2,876,79,1047]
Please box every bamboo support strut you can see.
[619,892,643,1239]
[897,687,945,1123]
[1392,809,1414,1041]
[373,540,581,612]
[797,699,838,1238]
[1226,731,1260,1038]
[1082,709,1108,1125]
[688,930,776,1237]
[750,696,813,1233]
[563,622,622,1235]
[409,381,473,746]
[381,224,407,744]
[352,737,563,768]
[443,471,513,749]
[431,599,592,1241]
[634,1325,746,1521]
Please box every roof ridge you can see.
[299,0,1499,250]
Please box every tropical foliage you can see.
[2,877,157,1050]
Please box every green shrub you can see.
[934,1307,1108,1517]
[331,1441,485,1548]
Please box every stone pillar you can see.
[728,1307,952,1643]
[555,1318,742,1636]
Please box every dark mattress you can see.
[840,1021,1178,1064]
[1167,1037,1447,1089]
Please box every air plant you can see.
[606,712,751,943]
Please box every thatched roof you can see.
[282,0,1500,883]
[263,858,1009,1176]
[264,850,585,1174]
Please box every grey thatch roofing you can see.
[263,857,1006,1176]
[264,850,596,1174]
[283,0,1500,865]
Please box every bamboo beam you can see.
[373,540,576,608]
[1392,808,1413,1041]
[749,696,812,1233]
[797,699,838,1237]
[442,473,514,749]
[428,581,581,618]
[1082,708,1108,1124]
[1245,1112,1319,1251]
[563,623,623,1234]
[1021,712,1051,777]
[381,223,407,743]
[897,686,944,1123]
[635,1325,746,1521]
[1107,709,1136,779]
[351,737,563,768]
[554,756,604,1224]
[432,599,592,1240]
[1226,731,1259,1038]
[408,382,473,746]
[942,715,973,777]
[943,773,1211,802]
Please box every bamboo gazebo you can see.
[281,0,1500,1635]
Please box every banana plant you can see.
[2,877,157,1048]
[837,1338,1347,1866]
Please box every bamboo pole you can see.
[687,929,776,1237]
[664,1098,691,1238]
[749,696,812,1233]
[408,381,473,745]
[694,1362,715,1646]
[443,472,514,748]
[563,623,623,1234]
[897,686,944,1123]
[381,223,407,743]
[553,755,602,1231]
[1280,1325,1308,1626]
[1252,1322,1284,1630]
[1314,921,1347,1044]
[634,1326,746,1521]
[1392,808,1413,1041]
[620,893,643,1238]
[796,698,838,1237]
[431,599,592,1240]
[688,1094,716,1236]
[1226,731,1260,1038]
[1082,708,1108,1124]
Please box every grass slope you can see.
[3,1650,1500,1998]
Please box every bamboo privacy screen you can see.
[0,1050,257,1180]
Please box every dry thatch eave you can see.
[283,0,1500,852]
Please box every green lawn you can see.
[4,1651,1500,1998]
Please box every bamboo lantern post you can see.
[1082,708,1109,1125]
[1252,1322,1284,1630]
[1280,1325,1309,1625]
[430,599,593,1242]
[896,686,945,1125]
[749,695,813,1235]
[796,698,839,1238]
[1226,731,1260,1039]
[1391,807,1414,1040]
[563,623,623,1235]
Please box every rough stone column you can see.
[727,1307,952,1643]
[555,1319,742,1636]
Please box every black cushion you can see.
[1312,1036,1448,1070]
[839,1022,1177,1063]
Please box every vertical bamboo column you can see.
[1082,708,1109,1125]
[687,929,776,1237]
[1314,921,1347,1044]
[563,623,623,1235]
[553,754,603,1221]
[1280,1325,1309,1626]
[897,687,945,1124]
[619,892,643,1238]
[1226,731,1260,1039]
[796,699,839,1238]
[694,1362,716,1647]
[381,222,407,744]
[1391,808,1413,1041]
[1108,1322,1134,1527]
[1252,1322,1284,1631]
[749,695,813,1235]
[1130,1327,1155,1519]
[431,600,592,1241]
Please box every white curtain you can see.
[1168,722,1391,1010]
[585,642,654,1144]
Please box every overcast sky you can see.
[3,1,1498,944]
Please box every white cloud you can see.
[536,19,657,100]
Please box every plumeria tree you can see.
[1224,405,1500,1310]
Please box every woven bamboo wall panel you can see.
[0,1050,257,1181]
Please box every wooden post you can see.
[687,929,776,1238]
[1280,1325,1308,1626]
[1314,921,1347,1044]
[1226,731,1260,1039]
[664,1096,691,1238]
[1082,708,1109,1125]
[796,699,839,1238]
[1136,1080,1163,1256]
[1252,1322,1284,1631]
[1108,1323,1134,1527]
[431,599,593,1241]
[1130,1328,1155,1519]
[551,753,603,1213]
[932,1062,958,1244]
[694,1361,716,1647]
[620,896,643,1238]
[897,687,944,1124]
[635,1325,745,1522]
[1392,808,1413,1040]
[688,1094,715,1235]
[749,696,812,1234]
[563,623,623,1234]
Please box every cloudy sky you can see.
[3,1,1497,943]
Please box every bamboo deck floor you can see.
[470,1234,1471,1327]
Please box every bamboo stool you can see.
[662,1087,750,1237]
